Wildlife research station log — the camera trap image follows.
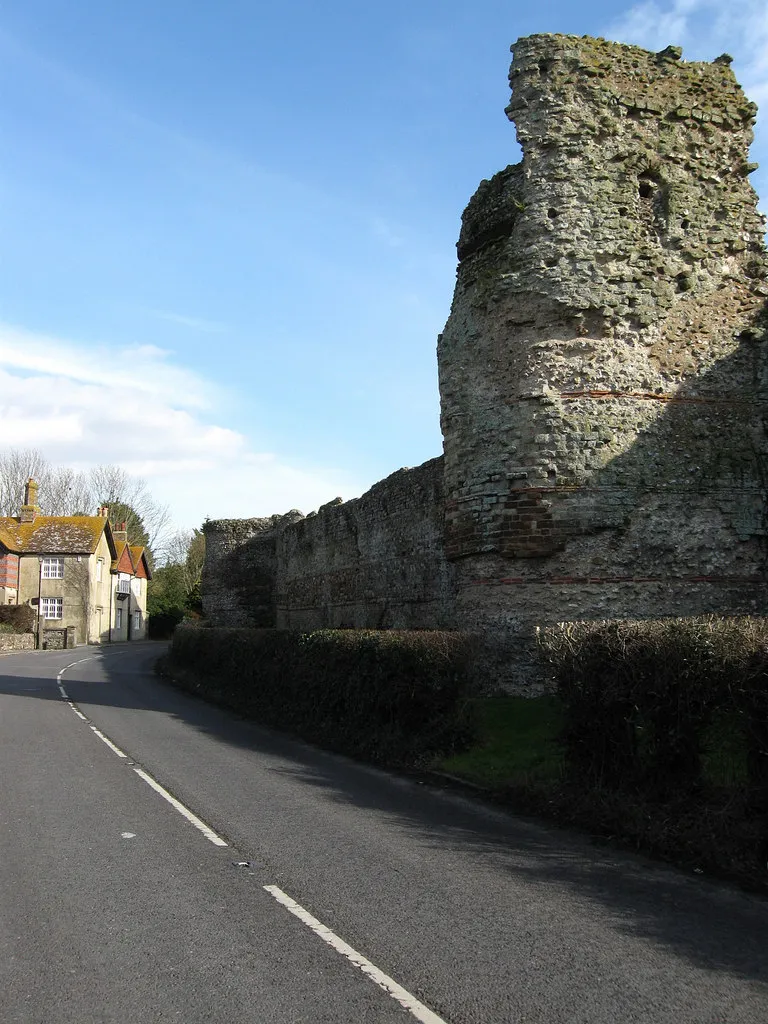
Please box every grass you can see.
[435,694,768,894]
[437,696,564,788]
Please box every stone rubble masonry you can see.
[202,511,304,627]
[203,34,768,690]
[0,634,34,653]
[276,459,452,631]
[203,460,452,632]
[438,33,768,671]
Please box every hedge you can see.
[0,604,35,633]
[164,626,476,765]
[534,617,768,887]
[537,617,768,798]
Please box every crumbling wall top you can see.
[456,33,768,330]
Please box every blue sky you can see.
[1,0,766,529]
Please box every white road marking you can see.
[264,885,449,1024]
[90,725,127,757]
[133,768,228,847]
[121,832,136,839]
[55,655,227,849]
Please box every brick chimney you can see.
[112,521,128,542]
[97,505,109,518]
[19,478,40,523]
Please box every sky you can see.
[1,0,767,531]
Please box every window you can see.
[40,597,62,619]
[116,608,123,629]
[133,611,141,632]
[96,558,103,582]
[42,557,64,579]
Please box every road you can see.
[0,642,767,1023]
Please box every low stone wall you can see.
[277,458,453,631]
[0,633,34,652]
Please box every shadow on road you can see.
[2,642,767,988]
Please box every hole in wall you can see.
[547,208,559,219]
[676,272,692,292]
[639,180,654,199]
[680,219,690,230]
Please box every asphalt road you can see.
[1,642,767,1024]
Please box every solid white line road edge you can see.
[263,885,449,1024]
[56,656,228,848]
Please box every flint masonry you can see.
[203,35,768,689]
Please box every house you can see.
[110,522,152,642]
[0,479,152,648]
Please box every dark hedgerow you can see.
[164,626,476,765]
[538,617,768,798]
[0,604,35,633]
[536,616,768,886]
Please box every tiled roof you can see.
[129,545,152,580]
[112,541,135,574]
[0,516,107,555]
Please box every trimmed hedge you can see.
[164,627,476,765]
[0,604,35,633]
[148,609,185,639]
[538,617,768,797]
[536,617,768,885]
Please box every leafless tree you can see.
[68,558,93,645]
[88,464,171,550]
[0,449,172,560]
[164,528,205,596]
[40,467,93,516]
[0,448,50,515]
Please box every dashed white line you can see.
[133,768,228,847]
[264,885,449,1024]
[56,655,227,848]
[90,725,127,758]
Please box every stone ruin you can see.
[203,34,768,690]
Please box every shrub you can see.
[148,609,185,639]
[537,616,768,801]
[0,604,35,633]
[166,627,476,765]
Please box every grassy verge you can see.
[434,695,768,894]
[438,696,563,787]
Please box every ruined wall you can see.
[276,458,452,630]
[202,460,451,632]
[438,34,768,679]
[203,33,768,693]
[202,512,303,627]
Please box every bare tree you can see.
[39,467,93,516]
[0,448,50,515]
[68,558,93,645]
[0,450,172,560]
[0,450,92,516]
[88,464,172,558]
[164,528,205,596]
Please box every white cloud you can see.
[0,325,210,409]
[0,323,365,530]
